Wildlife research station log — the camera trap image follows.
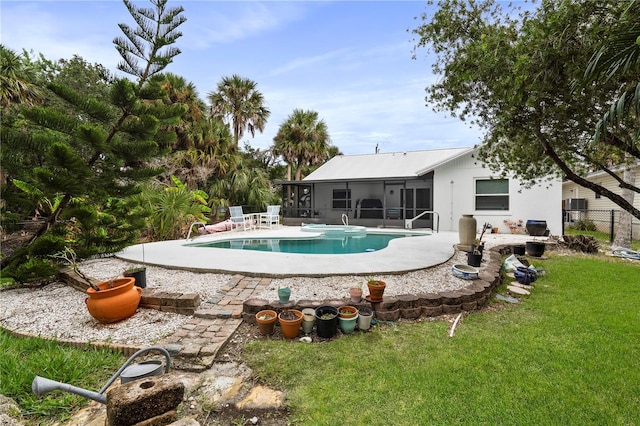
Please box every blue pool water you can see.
[187,233,418,254]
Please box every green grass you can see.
[0,331,125,424]
[243,255,640,425]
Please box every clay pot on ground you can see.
[338,306,358,334]
[256,310,277,336]
[525,220,547,237]
[467,252,482,267]
[357,306,374,331]
[458,214,477,246]
[85,277,141,323]
[277,287,291,304]
[349,287,363,303]
[338,305,358,319]
[525,241,546,257]
[315,305,339,338]
[278,309,303,339]
[367,280,386,302]
[301,308,316,334]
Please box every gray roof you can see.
[303,147,473,182]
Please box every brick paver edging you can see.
[242,244,521,323]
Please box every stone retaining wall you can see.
[242,245,514,324]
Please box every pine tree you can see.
[1,0,187,276]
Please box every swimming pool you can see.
[185,233,415,254]
[116,227,459,277]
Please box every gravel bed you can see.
[0,234,529,346]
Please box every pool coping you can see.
[116,227,460,277]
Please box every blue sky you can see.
[1,1,484,155]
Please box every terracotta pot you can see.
[278,309,303,339]
[85,277,141,323]
[349,287,363,303]
[367,280,386,302]
[255,310,277,335]
[338,305,358,319]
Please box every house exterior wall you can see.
[562,167,640,238]
[562,170,640,211]
[433,151,563,235]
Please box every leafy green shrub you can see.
[11,258,57,283]
[569,219,597,231]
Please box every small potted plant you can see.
[278,309,303,339]
[366,278,386,302]
[349,283,363,303]
[255,309,277,335]
[338,305,358,334]
[357,306,374,331]
[123,243,146,288]
[314,305,339,338]
[277,285,291,304]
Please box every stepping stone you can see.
[510,282,533,290]
[507,285,530,295]
[496,294,519,304]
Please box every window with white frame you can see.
[332,189,351,209]
[475,178,509,210]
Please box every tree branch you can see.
[534,127,640,220]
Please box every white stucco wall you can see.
[433,151,563,235]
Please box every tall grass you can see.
[0,332,124,424]
[243,255,640,425]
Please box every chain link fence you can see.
[563,209,639,242]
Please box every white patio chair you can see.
[259,205,280,228]
[229,206,253,231]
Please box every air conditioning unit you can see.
[566,198,587,210]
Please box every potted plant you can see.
[301,308,316,334]
[123,266,146,289]
[55,247,141,323]
[357,306,374,331]
[123,243,146,288]
[338,305,358,334]
[277,286,291,304]
[525,240,546,257]
[349,283,363,303]
[278,309,303,339]
[468,223,489,267]
[255,309,277,335]
[366,279,386,302]
[314,305,339,338]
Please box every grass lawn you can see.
[0,333,124,424]
[243,254,640,425]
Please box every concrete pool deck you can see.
[116,226,460,277]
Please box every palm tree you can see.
[584,0,639,248]
[585,0,640,143]
[273,109,331,181]
[208,74,270,148]
[0,45,42,109]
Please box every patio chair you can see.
[229,206,254,231]
[259,205,281,228]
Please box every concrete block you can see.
[106,375,184,426]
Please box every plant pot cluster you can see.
[254,280,387,338]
